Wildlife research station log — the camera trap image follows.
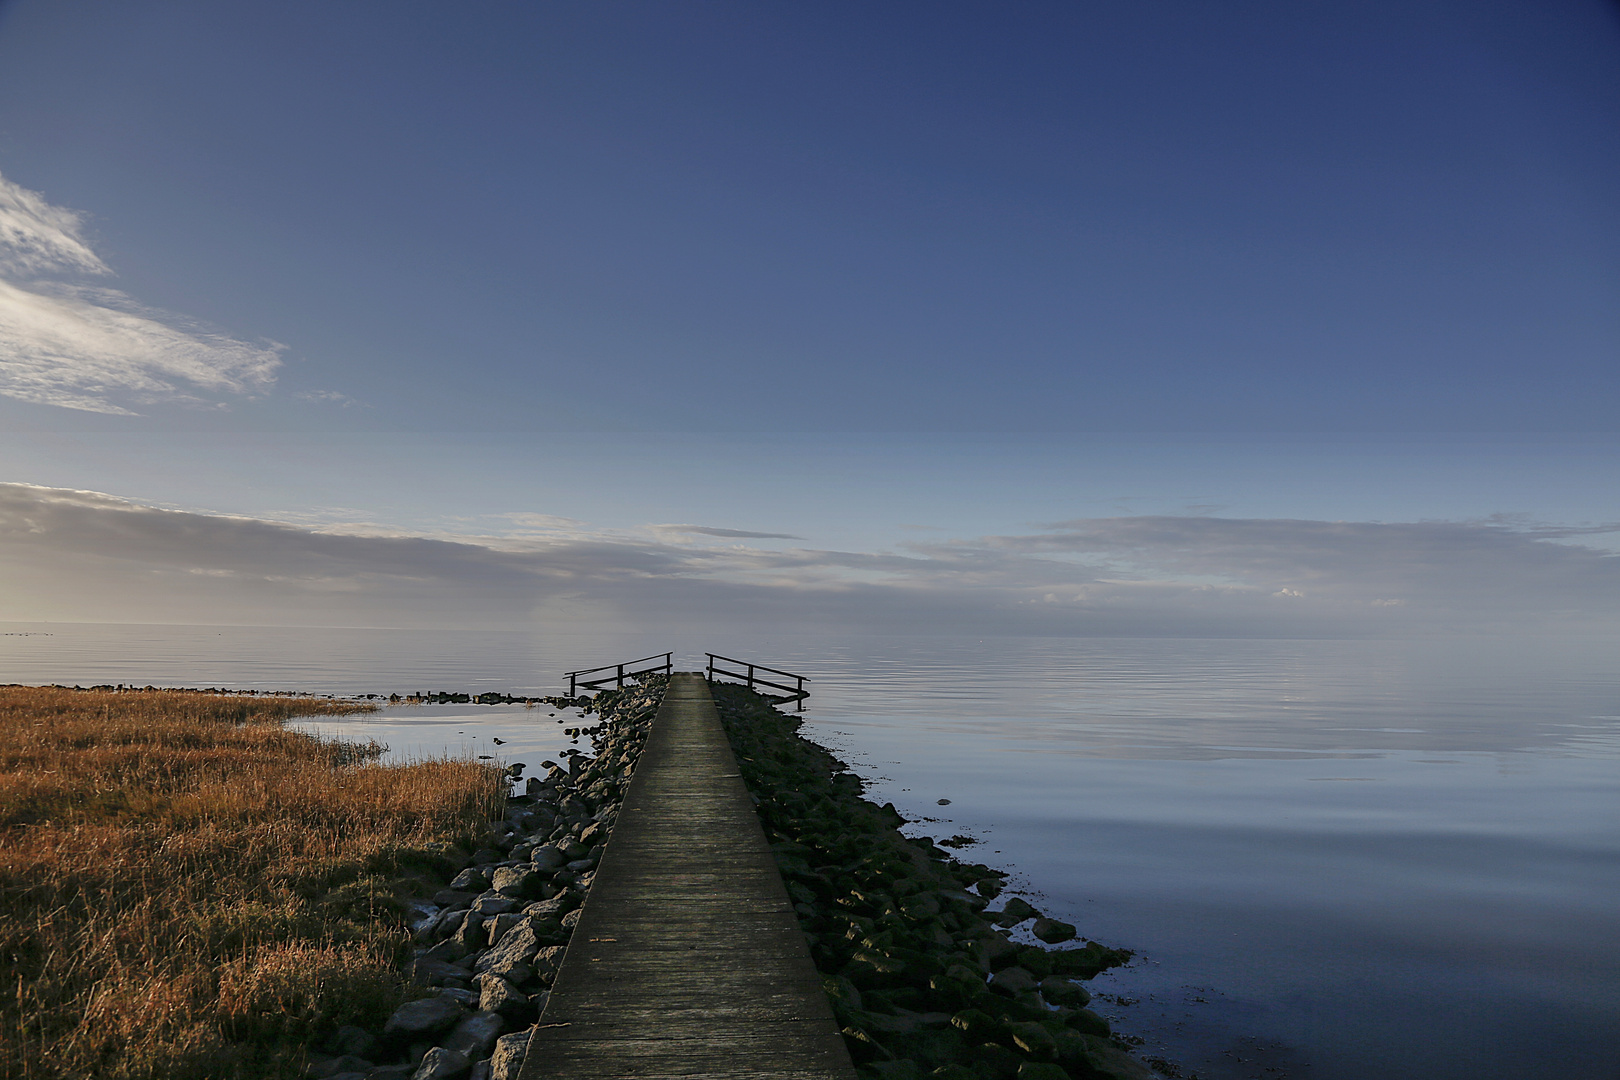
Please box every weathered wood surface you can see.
[520,673,856,1079]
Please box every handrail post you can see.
[693,653,809,708]
[617,663,625,688]
[570,672,577,697]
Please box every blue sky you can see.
[0,1,1617,635]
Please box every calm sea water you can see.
[3,623,1617,1080]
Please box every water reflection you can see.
[287,702,595,791]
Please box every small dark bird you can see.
[492,737,505,745]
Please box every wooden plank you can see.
[531,1034,853,1079]
[520,674,856,1080]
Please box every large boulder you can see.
[936,888,987,912]
[383,996,465,1038]
[478,976,535,1024]
[993,897,1037,927]
[443,1010,505,1058]
[433,889,478,909]
[1008,1021,1056,1061]
[1038,977,1091,1008]
[449,868,491,893]
[482,912,525,946]
[530,844,566,870]
[531,944,567,984]
[475,923,556,984]
[522,894,576,920]
[471,893,519,916]
[988,966,1038,997]
[490,866,544,900]
[411,1047,471,1080]
[419,938,469,964]
[1016,1063,1069,1080]
[1065,1008,1111,1037]
[489,1029,531,1080]
[451,910,487,951]
[1063,1034,1158,1080]
[1031,917,1077,944]
[976,932,1021,971]
[410,958,473,987]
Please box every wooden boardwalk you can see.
[520,674,856,1079]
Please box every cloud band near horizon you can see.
[2,482,1617,636]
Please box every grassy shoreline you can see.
[0,686,506,1080]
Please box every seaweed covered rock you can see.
[710,682,1147,1080]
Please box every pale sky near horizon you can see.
[1,1,1618,636]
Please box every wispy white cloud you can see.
[3,484,1618,636]
[0,280,281,414]
[0,171,282,414]
[0,176,108,277]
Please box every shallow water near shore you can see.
[3,623,1617,1079]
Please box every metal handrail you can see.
[565,652,672,696]
[705,653,810,710]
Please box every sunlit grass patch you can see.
[0,686,504,1080]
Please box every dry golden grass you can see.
[0,686,506,1080]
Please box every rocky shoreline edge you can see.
[710,681,1158,1080]
[301,680,656,1080]
[303,676,1162,1080]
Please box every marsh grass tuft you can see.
[0,686,505,1080]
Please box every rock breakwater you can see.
[302,680,661,1080]
[711,682,1156,1080]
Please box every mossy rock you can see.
[931,965,990,1011]
[1007,1021,1057,1061]
[884,1027,968,1069]
[1015,1063,1070,1080]
[1048,943,1131,980]
[1063,1008,1111,1038]
[977,994,1049,1025]
[1069,1034,1159,1080]
[950,1008,1005,1041]
[1015,946,1054,980]
[965,1042,1023,1080]
[844,951,912,989]
[842,1024,895,1064]
[1038,977,1091,1008]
